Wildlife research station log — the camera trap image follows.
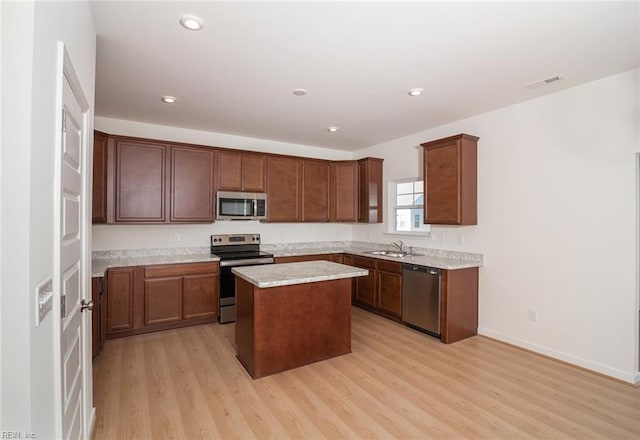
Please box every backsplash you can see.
[92,240,483,265]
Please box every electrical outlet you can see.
[528,307,538,321]
[457,235,464,245]
[174,233,181,242]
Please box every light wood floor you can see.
[92,307,640,439]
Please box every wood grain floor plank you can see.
[92,307,640,440]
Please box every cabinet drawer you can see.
[352,256,377,270]
[275,254,331,264]
[144,262,219,278]
[377,260,402,274]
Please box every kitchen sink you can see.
[363,250,424,258]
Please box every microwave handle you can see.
[252,199,257,216]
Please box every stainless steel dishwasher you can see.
[402,264,442,337]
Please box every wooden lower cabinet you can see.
[183,273,219,319]
[376,261,403,317]
[352,256,377,309]
[105,262,219,339]
[440,267,479,344]
[91,277,107,360]
[144,276,183,326]
[349,255,479,342]
[351,256,402,319]
[106,267,136,334]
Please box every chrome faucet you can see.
[391,240,405,253]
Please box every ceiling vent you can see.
[525,74,566,89]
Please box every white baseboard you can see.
[478,327,638,384]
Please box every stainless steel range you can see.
[211,234,274,323]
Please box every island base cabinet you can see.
[441,267,479,344]
[236,277,352,379]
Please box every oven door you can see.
[219,258,273,323]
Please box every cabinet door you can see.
[92,131,108,223]
[266,156,302,222]
[440,267,479,343]
[217,151,243,191]
[352,256,377,307]
[218,152,266,192]
[144,277,183,326]
[183,273,218,320]
[171,146,215,222]
[358,158,383,223]
[115,140,166,222]
[331,161,358,222]
[329,254,344,264]
[302,159,330,222]
[377,270,403,317]
[242,154,266,192]
[422,134,477,225]
[106,267,135,334]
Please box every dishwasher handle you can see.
[403,263,441,276]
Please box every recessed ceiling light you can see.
[180,14,204,31]
[161,95,177,104]
[327,126,339,132]
[293,89,307,96]
[408,88,424,96]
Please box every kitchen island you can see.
[232,260,368,379]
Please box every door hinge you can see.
[61,295,66,319]
[62,109,66,133]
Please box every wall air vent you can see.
[525,74,566,89]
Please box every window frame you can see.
[387,177,431,236]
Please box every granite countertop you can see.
[232,260,368,288]
[92,253,220,277]
[267,244,482,270]
[91,241,483,277]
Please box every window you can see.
[390,178,429,233]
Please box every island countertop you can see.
[232,260,368,288]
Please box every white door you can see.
[55,44,92,440]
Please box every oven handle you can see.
[220,258,274,267]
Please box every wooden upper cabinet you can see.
[331,161,358,222]
[217,151,242,190]
[358,158,383,223]
[106,135,216,224]
[301,159,330,222]
[421,134,478,225]
[242,154,266,192]
[115,140,166,222]
[266,156,302,222]
[217,151,266,192]
[92,131,108,223]
[171,146,215,222]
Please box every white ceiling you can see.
[91,1,639,152]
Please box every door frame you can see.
[52,41,94,439]
[635,153,640,383]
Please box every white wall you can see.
[92,117,354,250]
[352,69,640,382]
[1,0,96,436]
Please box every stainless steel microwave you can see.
[216,191,267,220]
